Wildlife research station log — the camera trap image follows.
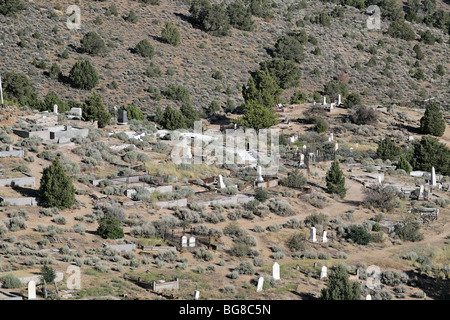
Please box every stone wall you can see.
[152,279,179,292]
[0,197,38,206]
[0,175,36,187]
[126,185,173,198]
[0,149,24,158]
[197,195,254,207]
[153,198,188,208]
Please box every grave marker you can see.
[256,276,264,292]
[28,280,36,300]
[272,262,280,280]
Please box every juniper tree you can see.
[320,263,361,300]
[161,22,181,46]
[69,60,99,90]
[419,102,446,137]
[376,137,401,161]
[39,158,76,209]
[82,93,111,128]
[397,154,411,173]
[326,160,346,198]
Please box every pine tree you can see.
[39,158,76,209]
[397,154,411,173]
[326,160,346,198]
[419,102,446,137]
[82,93,111,128]
[97,217,124,239]
[80,31,107,56]
[411,135,450,176]
[320,263,361,300]
[242,70,282,108]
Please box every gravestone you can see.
[256,276,264,292]
[194,290,200,300]
[366,294,372,300]
[329,133,334,142]
[378,175,382,184]
[335,142,339,151]
[70,107,82,117]
[272,262,280,280]
[431,167,436,186]
[218,175,226,189]
[322,96,327,106]
[320,266,328,279]
[302,145,307,152]
[118,109,128,125]
[28,280,36,300]
[53,104,58,114]
[256,165,264,183]
[189,236,196,247]
[310,227,317,242]
[0,74,4,106]
[299,153,305,166]
[181,236,187,248]
[338,94,342,105]
[322,231,328,243]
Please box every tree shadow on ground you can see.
[404,270,450,300]
[11,185,39,197]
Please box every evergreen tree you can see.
[40,91,69,114]
[272,34,305,63]
[234,99,278,131]
[161,22,181,46]
[180,103,200,128]
[419,102,446,137]
[97,217,124,239]
[134,39,155,58]
[259,58,301,89]
[80,31,107,56]
[411,135,450,175]
[242,70,282,108]
[160,106,187,130]
[39,158,76,209]
[2,72,39,107]
[320,263,361,300]
[40,265,56,299]
[397,154,411,173]
[120,105,145,120]
[343,93,361,108]
[82,93,111,128]
[69,60,99,90]
[326,160,346,198]
[227,1,254,31]
[0,0,25,17]
[376,137,401,160]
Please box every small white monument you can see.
[338,94,342,105]
[0,74,4,106]
[322,96,327,106]
[378,175,382,184]
[302,145,307,152]
[181,236,188,248]
[310,227,317,242]
[272,262,280,280]
[366,294,372,300]
[194,290,200,300]
[431,167,436,186]
[218,174,226,189]
[256,276,264,292]
[320,266,328,279]
[322,231,328,243]
[335,142,339,151]
[419,185,424,200]
[53,104,58,114]
[255,165,264,183]
[28,280,36,300]
[329,133,334,142]
[299,153,305,166]
[189,236,196,247]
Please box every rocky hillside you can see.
[0,0,449,116]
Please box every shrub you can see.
[161,22,181,46]
[267,198,294,216]
[272,34,305,63]
[234,261,255,275]
[280,169,307,189]
[362,185,400,212]
[394,217,424,242]
[69,60,99,91]
[0,274,22,288]
[97,217,124,239]
[53,216,66,225]
[286,232,306,251]
[348,225,371,245]
[134,39,155,58]
[350,105,378,125]
[80,31,107,56]
[254,188,268,202]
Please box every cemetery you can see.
[0,0,449,301]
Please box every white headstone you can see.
[28,280,36,299]
[338,94,342,105]
[0,74,4,106]
[419,185,424,198]
[431,167,436,186]
[272,262,280,280]
[322,96,327,106]
[330,103,335,110]
[299,153,305,166]
[302,145,307,151]
[189,236,196,247]
[366,294,372,300]
[53,104,58,114]
[181,236,188,248]
[218,174,226,189]
[322,230,328,243]
[310,227,317,242]
[320,266,328,279]
[256,165,264,182]
[378,175,382,184]
[194,290,200,300]
[70,107,82,117]
[335,142,339,151]
[329,133,334,141]
[256,276,264,292]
